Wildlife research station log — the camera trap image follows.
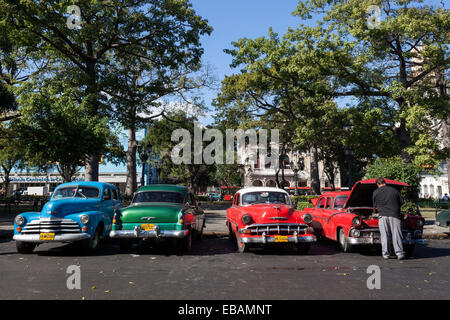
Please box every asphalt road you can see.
[0,235,449,300]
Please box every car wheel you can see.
[16,241,36,254]
[296,243,311,255]
[196,221,205,240]
[338,228,352,253]
[237,233,249,253]
[228,223,236,243]
[177,229,192,253]
[80,227,101,254]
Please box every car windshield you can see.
[334,195,348,208]
[52,186,100,199]
[241,192,290,206]
[133,191,185,204]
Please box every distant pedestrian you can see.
[372,177,405,260]
[442,194,450,202]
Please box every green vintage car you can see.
[109,185,205,252]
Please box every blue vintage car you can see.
[13,182,122,254]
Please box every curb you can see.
[423,233,449,240]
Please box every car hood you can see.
[344,179,408,209]
[40,198,101,218]
[120,203,183,224]
[238,204,297,223]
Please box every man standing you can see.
[372,178,405,260]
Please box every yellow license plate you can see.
[39,233,55,241]
[141,224,155,231]
[274,236,289,242]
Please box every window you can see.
[241,191,290,206]
[334,196,348,208]
[112,189,118,201]
[318,197,327,208]
[52,186,100,199]
[133,191,185,204]
[326,197,333,209]
[234,193,240,206]
[103,188,111,201]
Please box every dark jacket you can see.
[372,185,404,218]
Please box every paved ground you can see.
[1,205,449,300]
[0,235,449,300]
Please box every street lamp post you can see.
[138,142,149,187]
[290,155,304,196]
[344,147,354,188]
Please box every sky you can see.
[101,0,308,172]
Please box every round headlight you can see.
[350,228,360,238]
[242,215,253,225]
[303,213,312,224]
[15,215,25,226]
[80,214,90,225]
[352,217,362,227]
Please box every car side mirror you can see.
[292,201,298,209]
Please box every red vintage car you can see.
[226,187,316,253]
[302,179,425,256]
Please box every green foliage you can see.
[15,80,111,182]
[296,201,314,211]
[364,156,421,201]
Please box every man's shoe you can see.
[382,255,390,260]
[397,255,405,260]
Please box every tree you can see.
[15,81,112,183]
[102,55,214,196]
[145,111,213,193]
[292,0,449,164]
[1,0,212,181]
[364,156,421,202]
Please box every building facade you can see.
[419,162,449,199]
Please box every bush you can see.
[296,201,314,210]
[364,156,421,201]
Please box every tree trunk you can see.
[125,128,138,196]
[85,155,99,181]
[310,146,321,195]
[84,61,100,182]
[2,165,11,196]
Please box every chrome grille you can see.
[22,218,81,234]
[247,223,309,235]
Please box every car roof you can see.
[56,181,117,189]
[320,191,351,197]
[237,187,289,196]
[136,184,188,193]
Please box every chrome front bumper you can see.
[240,233,317,244]
[110,225,188,239]
[13,233,91,243]
[346,236,424,245]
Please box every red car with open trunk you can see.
[226,187,316,253]
[301,179,425,256]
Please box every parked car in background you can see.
[435,210,450,232]
[110,184,205,253]
[226,187,316,253]
[13,182,122,254]
[301,179,425,256]
[206,192,222,201]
